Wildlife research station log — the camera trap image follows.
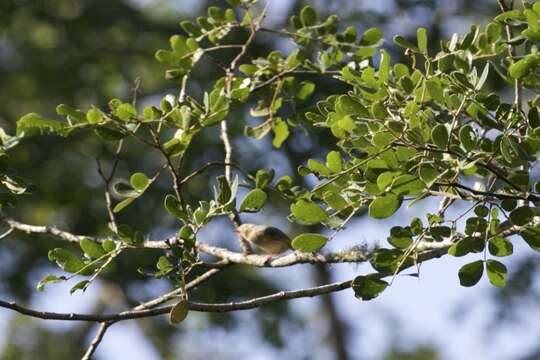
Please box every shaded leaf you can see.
[352,276,388,300]
[458,260,484,287]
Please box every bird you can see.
[234,223,292,255]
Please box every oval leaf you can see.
[80,239,106,259]
[290,200,328,224]
[169,299,189,325]
[369,193,400,219]
[458,260,484,287]
[130,172,149,191]
[291,233,327,252]
[431,124,449,148]
[239,189,267,212]
[486,259,507,288]
[352,276,389,301]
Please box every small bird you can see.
[235,223,292,255]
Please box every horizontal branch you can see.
[1,216,371,267]
[197,243,370,267]
[0,241,453,322]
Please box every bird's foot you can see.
[263,254,279,265]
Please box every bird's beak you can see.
[233,228,239,233]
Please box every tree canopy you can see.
[2,0,540,358]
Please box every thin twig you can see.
[0,227,14,240]
[179,161,246,185]
[134,267,224,311]
[81,322,111,360]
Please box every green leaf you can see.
[458,260,484,287]
[520,226,540,250]
[48,248,86,274]
[245,122,272,139]
[163,138,186,158]
[370,249,412,273]
[474,205,489,217]
[130,172,149,191]
[425,79,444,104]
[307,159,331,176]
[509,206,534,226]
[300,5,317,27]
[86,107,104,124]
[419,164,438,185]
[323,191,348,211]
[56,104,86,122]
[352,276,388,301]
[169,299,189,325]
[486,259,507,288]
[114,103,137,121]
[448,237,484,257]
[475,63,490,90]
[272,119,289,148]
[494,9,522,22]
[290,200,328,224]
[94,126,124,141]
[361,27,383,46]
[390,174,424,195]
[388,226,413,249]
[488,237,513,257]
[102,239,117,253]
[431,124,449,148]
[80,239,106,259]
[178,225,196,248]
[239,189,267,212]
[378,50,391,83]
[465,217,487,235]
[417,27,428,54]
[509,54,538,79]
[113,197,135,213]
[291,233,327,252]
[255,169,275,189]
[16,113,70,137]
[369,193,400,219]
[459,125,476,152]
[157,256,173,273]
[326,151,342,173]
[296,81,315,101]
[164,194,186,220]
[70,280,91,294]
[393,35,419,52]
[377,171,398,191]
[37,275,65,291]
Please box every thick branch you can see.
[2,215,371,267]
[197,243,369,267]
[0,240,452,323]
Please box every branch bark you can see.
[81,322,111,360]
[0,241,454,323]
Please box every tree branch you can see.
[0,240,455,323]
[81,322,111,360]
[1,214,372,267]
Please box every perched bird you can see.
[235,223,292,255]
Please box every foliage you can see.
[2,0,540,356]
